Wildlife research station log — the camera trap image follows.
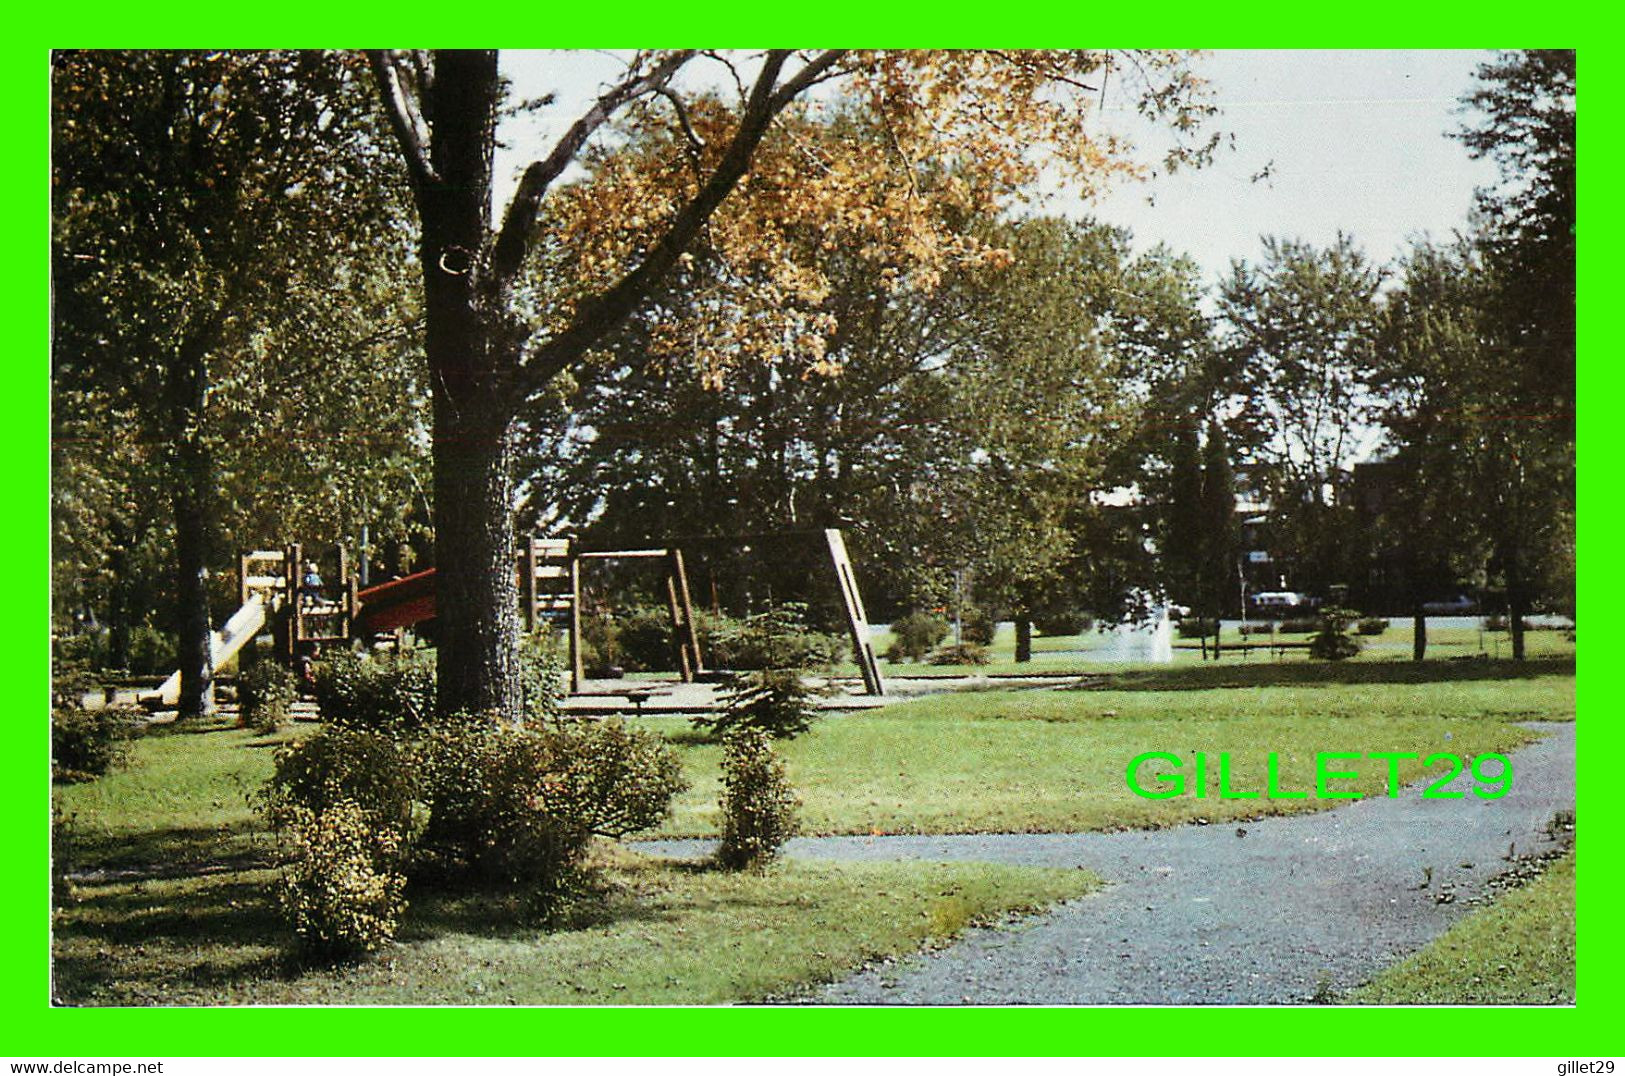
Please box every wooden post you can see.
[672,548,703,676]
[568,544,584,693]
[336,544,350,642]
[825,528,884,696]
[663,557,692,682]
[521,536,538,633]
[285,542,303,658]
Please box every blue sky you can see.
[498,49,1502,285]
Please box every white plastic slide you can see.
[143,595,267,707]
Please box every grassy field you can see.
[51,721,1095,1006]
[53,655,1575,1004]
[653,657,1575,836]
[1351,850,1576,1005]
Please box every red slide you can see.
[355,568,437,635]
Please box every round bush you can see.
[312,651,436,732]
[51,707,138,782]
[266,726,417,844]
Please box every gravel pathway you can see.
[637,722,1575,1004]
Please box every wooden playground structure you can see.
[146,529,884,706]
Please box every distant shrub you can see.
[1355,617,1390,636]
[928,642,990,666]
[239,660,298,734]
[716,728,799,871]
[1239,622,1275,637]
[696,668,824,741]
[1176,617,1219,639]
[885,610,950,663]
[1308,608,1361,661]
[51,707,138,782]
[1482,615,1535,632]
[277,799,407,960]
[957,605,995,647]
[610,606,676,672]
[707,603,845,671]
[1278,617,1320,635]
[313,650,435,732]
[1033,611,1094,637]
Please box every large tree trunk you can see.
[168,333,216,718]
[1014,615,1032,663]
[415,51,523,720]
[1411,606,1427,662]
[171,438,215,717]
[432,392,522,719]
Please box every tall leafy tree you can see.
[52,51,414,712]
[1370,240,1491,659]
[368,49,1217,718]
[1217,234,1382,599]
[1454,49,1576,658]
[1457,49,1575,442]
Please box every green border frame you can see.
[13,14,1613,1056]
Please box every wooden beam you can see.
[568,546,584,693]
[672,548,703,676]
[826,528,884,696]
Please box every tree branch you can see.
[367,50,440,193]
[489,50,697,284]
[522,51,849,390]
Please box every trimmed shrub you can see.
[312,650,435,732]
[610,606,676,672]
[416,718,687,890]
[716,728,799,870]
[1176,617,1219,639]
[277,799,407,960]
[885,610,950,663]
[957,604,995,647]
[696,669,824,741]
[1355,617,1390,636]
[1278,617,1321,635]
[1033,611,1094,637]
[265,726,417,844]
[928,642,990,666]
[1239,622,1275,637]
[1308,608,1362,661]
[51,708,138,782]
[239,660,298,735]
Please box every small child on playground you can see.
[301,560,324,606]
[295,643,320,695]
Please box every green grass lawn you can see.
[54,847,1093,1005]
[52,720,1095,1006]
[654,658,1574,836]
[1351,850,1576,1005]
[53,656,1575,1004]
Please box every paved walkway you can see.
[638,722,1575,1004]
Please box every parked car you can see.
[1422,594,1478,615]
[1249,591,1315,614]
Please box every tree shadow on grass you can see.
[63,820,273,879]
[1071,656,1575,693]
[52,865,301,1005]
